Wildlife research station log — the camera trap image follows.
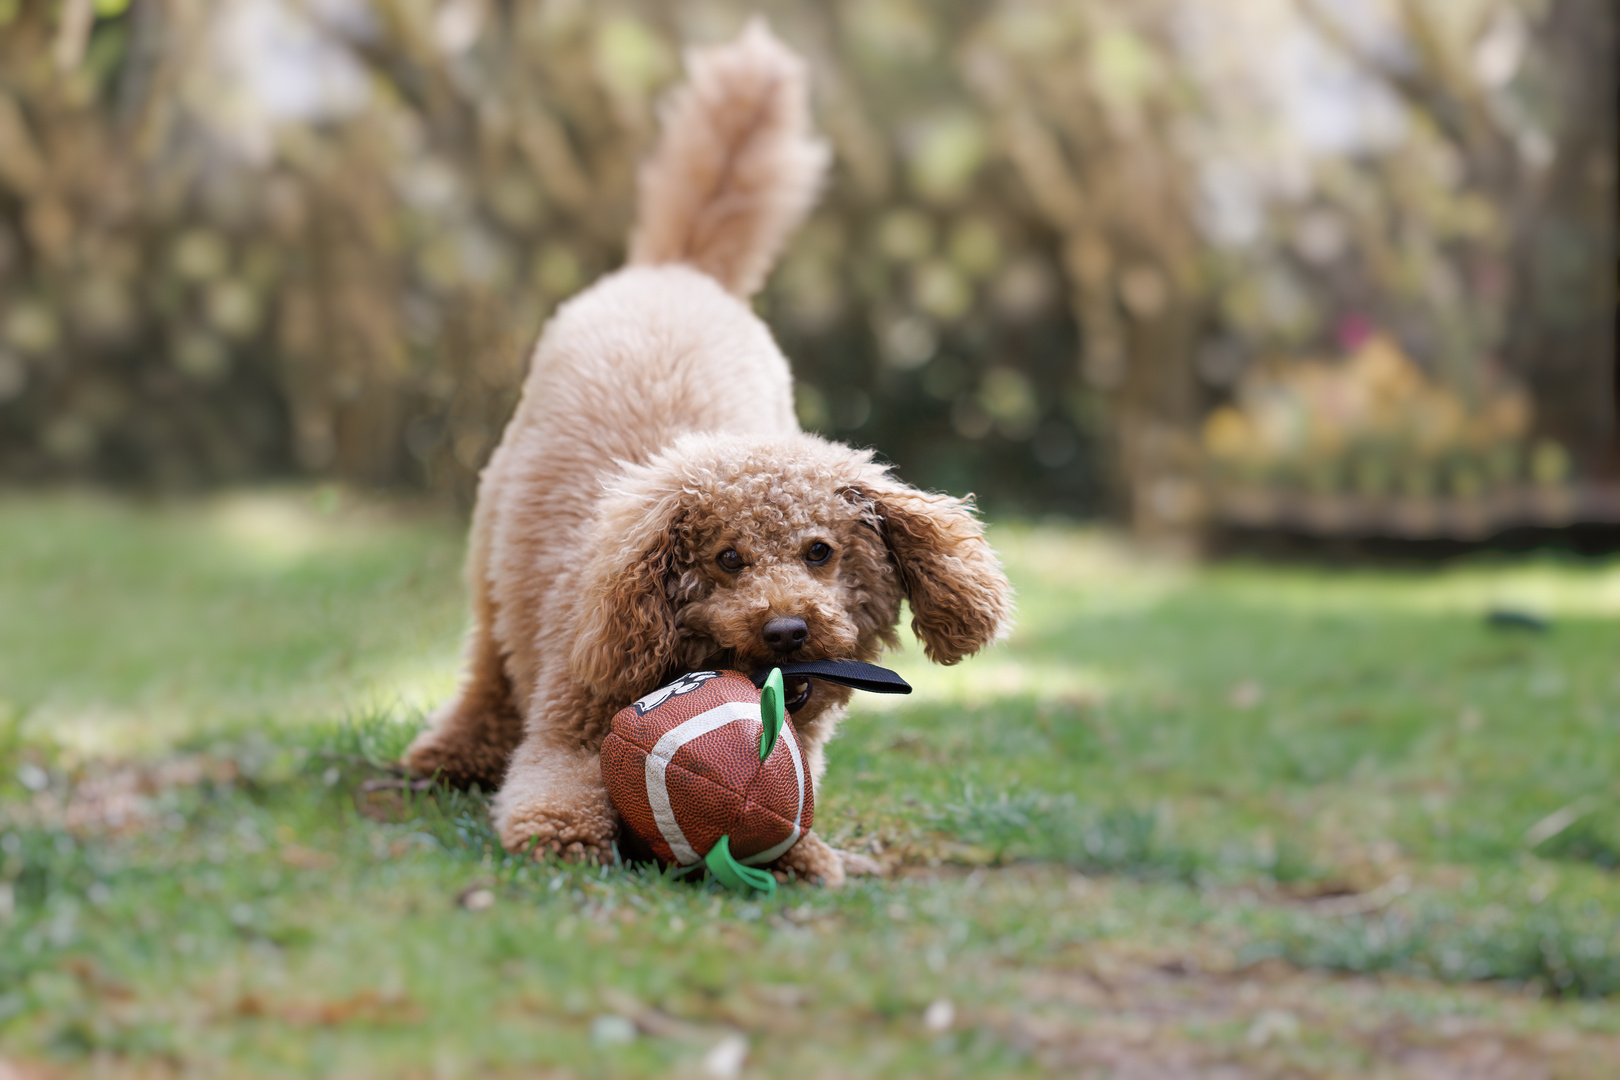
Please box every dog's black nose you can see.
[762,616,809,654]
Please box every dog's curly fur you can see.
[405,21,1013,885]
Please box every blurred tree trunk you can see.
[966,3,1208,545]
[1300,0,1617,478]
[1502,0,1615,477]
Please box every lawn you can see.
[2,489,1619,1078]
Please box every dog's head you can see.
[570,431,1013,719]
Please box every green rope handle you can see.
[758,667,785,761]
[704,834,777,894]
[698,678,786,895]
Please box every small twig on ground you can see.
[1523,796,1600,850]
[358,777,438,794]
[598,988,737,1042]
[1307,874,1412,917]
[313,750,410,776]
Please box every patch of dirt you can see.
[3,754,237,836]
[978,945,1620,1079]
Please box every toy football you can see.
[601,660,910,893]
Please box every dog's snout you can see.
[762,615,809,654]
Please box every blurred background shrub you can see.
[0,0,1611,538]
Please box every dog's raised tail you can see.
[628,20,829,299]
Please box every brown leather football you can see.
[601,670,813,875]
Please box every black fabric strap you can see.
[750,659,912,695]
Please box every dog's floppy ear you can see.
[570,486,688,706]
[848,473,1013,665]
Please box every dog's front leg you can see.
[491,706,618,863]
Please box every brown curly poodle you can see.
[405,21,1013,885]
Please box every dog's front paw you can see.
[773,830,846,887]
[495,797,618,864]
[492,750,620,863]
[489,786,615,861]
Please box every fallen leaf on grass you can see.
[1270,878,1360,902]
[235,990,423,1026]
[61,957,134,1000]
[279,845,338,870]
[1228,681,1264,709]
[353,788,409,822]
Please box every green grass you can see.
[0,488,465,753]
[3,489,1620,1077]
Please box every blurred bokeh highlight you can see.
[0,0,1612,540]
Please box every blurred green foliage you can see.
[0,0,1610,527]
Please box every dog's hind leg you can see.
[407,456,529,789]
[406,493,526,790]
[405,623,525,789]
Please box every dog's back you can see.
[474,21,829,706]
[501,19,827,475]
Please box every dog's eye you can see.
[805,541,833,565]
[716,549,745,572]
